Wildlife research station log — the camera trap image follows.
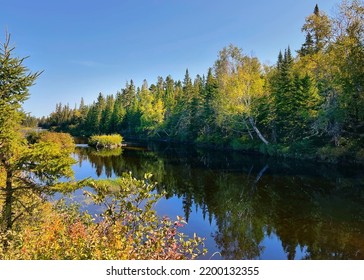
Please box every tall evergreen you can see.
[1,34,74,231]
[271,48,296,142]
[302,4,331,52]
[109,91,126,133]
[200,68,218,138]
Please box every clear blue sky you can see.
[1,0,339,117]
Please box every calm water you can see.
[69,141,364,260]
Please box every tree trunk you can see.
[248,117,269,145]
[244,121,254,140]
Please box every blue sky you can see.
[1,0,339,117]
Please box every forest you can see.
[37,2,364,163]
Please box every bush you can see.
[89,134,123,149]
[38,132,75,153]
[0,173,206,260]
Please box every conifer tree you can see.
[109,91,126,133]
[302,4,331,52]
[200,68,218,138]
[0,34,74,231]
[299,32,315,56]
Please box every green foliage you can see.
[89,134,123,149]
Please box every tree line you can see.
[39,2,364,161]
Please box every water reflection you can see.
[73,143,364,259]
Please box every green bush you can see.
[89,134,123,149]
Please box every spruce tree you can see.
[299,32,315,56]
[1,34,74,231]
[201,68,218,137]
[302,4,331,52]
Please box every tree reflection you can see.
[73,144,364,259]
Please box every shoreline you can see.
[73,134,364,167]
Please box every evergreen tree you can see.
[163,75,177,120]
[272,48,297,141]
[302,4,331,52]
[84,103,99,135]
[109,91,126,133]
[100,95,114,133]
[0,34,74,231]
[200,68,218,139]
[172,69,195,140]
[122,81,140,136]
[189,75,204,139]
[299,32,315,56]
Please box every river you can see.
[68,141,364,260]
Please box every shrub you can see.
[38,132,75,153]
[89,134,123,149]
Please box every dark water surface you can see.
[69,141,364,260]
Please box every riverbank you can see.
[151,134,363,166]
[75,133,364,167]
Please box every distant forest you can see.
[37,2,364,162]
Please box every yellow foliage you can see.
[39,132,75,153]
